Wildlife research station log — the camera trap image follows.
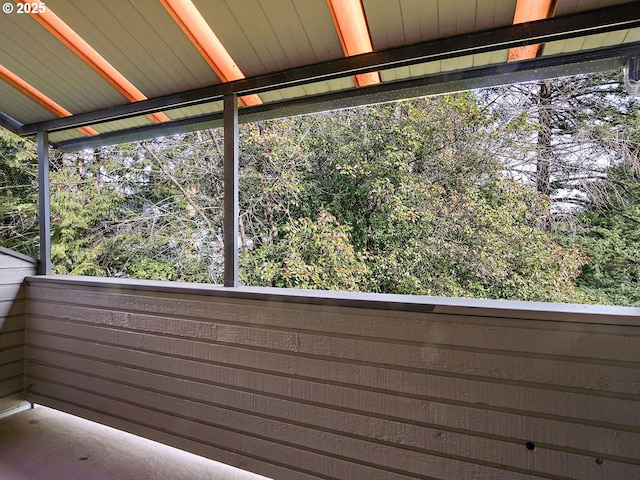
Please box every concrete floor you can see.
[0,405,271,480]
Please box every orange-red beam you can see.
[507,0,555,62]
[17,0,170,123]
[327,0,380,86]
[0,64,97,136]
[160,0,261,107]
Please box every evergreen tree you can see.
[569,162,640,306]
[481,71,639,215]
[0,128,38,255]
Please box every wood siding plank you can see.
[23,328,638,441]
[25,316,640,428]
[0,284,27,301]
[27,286,640,360]
[0,332,24,350]
[0,345,23,367]
[0,299,25,318]
[26,376,559,480]
[24,279,640,480]
[0,252,34,414]
[0,256,37,269]
[0,378,22,399]
[25,347,640,468]
[26,301,640,395]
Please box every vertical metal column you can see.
[37,131,51,275]
[223,94,239,286]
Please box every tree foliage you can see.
[482,72,639,213]
[1,70,638,305]
[240,95,587,301]
[241,210,368,291]
[0,128,38,254]
[567,163,640,306]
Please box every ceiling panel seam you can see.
[14,0,171,125]
[0,63,97,136]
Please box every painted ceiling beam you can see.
[507,0,555,61]
[20,2,640,136]
[0,111,23,134]
[16,0,170,124]
[159,0,261,107]
[53,42,637,153]
[327,0,380,86]
[0,64,97,136]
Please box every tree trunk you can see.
[537,80,553,197]
[537,80,553,231]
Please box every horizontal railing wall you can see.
[25,275,640,480]
[0,248,37,414]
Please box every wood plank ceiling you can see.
[0,0,639,150]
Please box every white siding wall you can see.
[25,276,640,480]
[0,248,37,413]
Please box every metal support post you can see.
[37,131,51,275]
[223,94,239,286]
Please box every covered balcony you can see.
[1,1,640,479]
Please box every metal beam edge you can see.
[37,131,51,275]
[0,246,38,264]
[23,2,640,136]
[53,43,638,152]
[0,112,24,135]
[223,94,239,287]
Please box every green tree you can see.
[0,128,38,255]
[1,86,613,304]
[48,139,216,281]
[241,95,588,302]
[49,148,133,275]
[569,163,640,306]
[240,210,368,290]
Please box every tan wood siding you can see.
[25,276,640,480]
[0,250,37,414]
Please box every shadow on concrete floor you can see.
[0,405,271,480]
